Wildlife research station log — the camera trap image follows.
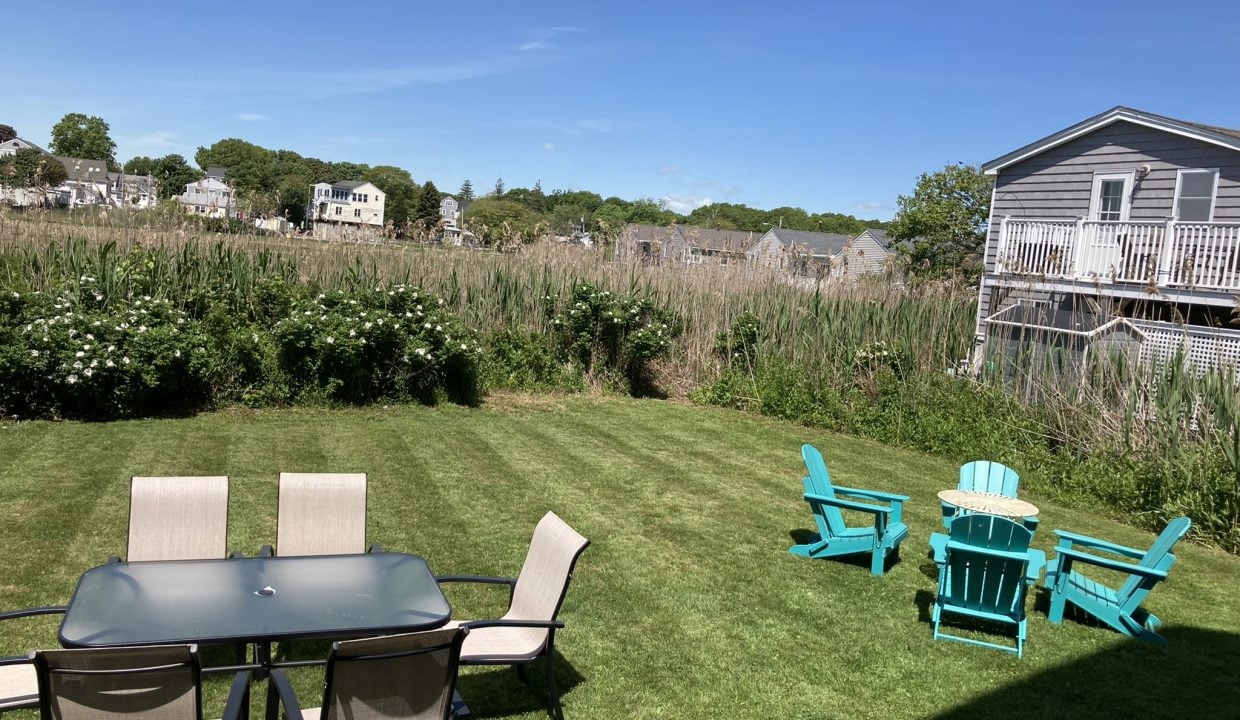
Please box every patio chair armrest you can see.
[434,575,518,587]
[834,486,911,503]
[0,606,66,622]
[0,655,32,666]
[1025,549,1047,583]
[458,619,565,630]
[368,543,385,553]
[803,493,892,515]
[1054,547,1168,579]
[1053,530,1145,559]
[221,670,252,720]
[258,545,273,558]
[267,669,302,720]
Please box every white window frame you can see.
[1088,170,1135,222]
[1171,168,1219,222]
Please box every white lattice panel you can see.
[1136,321,1240,375]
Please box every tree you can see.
[0,125,15,143]
[49,113,117,169]
[0,149,67,196]
[493,178,505,197]
[125,154,203,200]
[888,163,993,281]
[458,179,474,204]
[462,197,539,246]
[415,181,442,225]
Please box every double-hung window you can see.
[1174,169,1218,222]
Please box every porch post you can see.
[1156,217,1177,286]
[996,215,1010,273]
[1070,216,1086,278]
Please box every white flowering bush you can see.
[852,340,906,376]
[547,282,680,393]
[0,289,212,417]
[272,285,481,404]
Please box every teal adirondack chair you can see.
[941,461,1039,532]
[1045,516,1191,645]
[789,444,910,577]
[929,514,1046,657]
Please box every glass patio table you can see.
[59,552,451,649]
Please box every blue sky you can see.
[4,1,1238,219]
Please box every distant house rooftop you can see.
[204,167,227,180]
[55,156,110,182]
[331,180,367,190]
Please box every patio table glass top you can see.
[59,553,451,648]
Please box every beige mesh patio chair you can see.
[262,473,379,557]
[0,607,68,712]
[30,644,251,720]
[121,476,230,562]
[436,512,589,720]
[266,628,468,720]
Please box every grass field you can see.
[0,395,1236,719]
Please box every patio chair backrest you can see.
[277,473,367,556]
[507,512,590,623]
[322,628,466,720]
[958,461,1020,497]
[1117,515,1191,606]
[128,477,229,562]
[801,445,846,537]
[32,645,201,720]
[944,515,1033,618]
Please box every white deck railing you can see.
[995,217,1240,292]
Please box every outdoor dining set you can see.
[789,444,1191,657]
[0,473,589,720]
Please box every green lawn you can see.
[0,395,1236,719]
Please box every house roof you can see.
[332,180,367,189]
[676,225,757,253]
[2,137,48,154]
[982,106,1240,175]
[55,156,110,182]
[767,227,854,256]
[204,167,227,179]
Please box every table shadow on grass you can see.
[928,625,1240,719]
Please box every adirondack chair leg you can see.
[1016,618,1027,658]
[789,534,829,558]
[870,548,886,576]
[1047,583,1067,624]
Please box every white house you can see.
[310,181,385,228]
[54,156,111,208]
[0,137,45,157]
[179,176,235,218]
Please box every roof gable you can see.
[767,227,853,256]
[983,106,1240,175]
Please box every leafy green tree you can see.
[331,161,368,181]
[0,149,67,193]
[458,179,474,204]
[463,197,539,246]
[364,165,418,232]
[593,202,628,239]
[626,198,680,226]
[125,155,203,200]
[0,125,16,143]
[546,189,603,213]
[49,113,117,169]
[888,163,993,281]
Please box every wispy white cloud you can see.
[854,201,891,213]
[662,194,714,214]
[477,117,636,136]
[657,165,683,175]
[514,26,587,51]
[543,142,556,151]
[233,112,270,122]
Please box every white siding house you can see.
[179,177,236,217]
[310,181,385,228]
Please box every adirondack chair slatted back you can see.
[959,461,1020,497]
[801,445,846,537]
[1116,516,1192,606]
[946,515,1033,617]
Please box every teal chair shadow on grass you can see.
[941,461,1040,532]
[789,444,910,577]
[930,514,1046,657]
[1045,516,1191,645]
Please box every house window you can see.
[335,207,342,216]
[1174,169,1218,222]
[1089,171,1133,222]
[354,208,361,217]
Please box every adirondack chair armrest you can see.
[1053,530,1145,559]
[803,492,892,515]
[833,486,911,503]
[929,533,949,565]
[1054,547,1168,579]
[1025,549,1047,583]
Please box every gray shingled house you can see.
[975,106,1240,375]
[746,227,894,279]
[614,223,756,266]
